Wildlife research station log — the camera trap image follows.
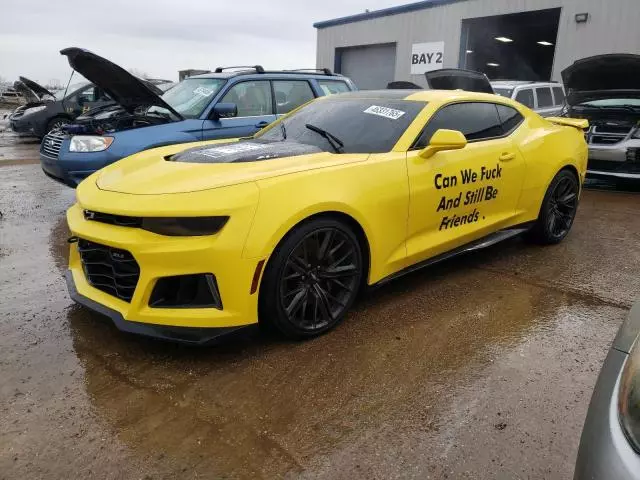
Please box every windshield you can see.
[493,87,513,98]
[577,98,640,108]
[150,78,226,118]
[55,82,89,100]
[256,98,427,153]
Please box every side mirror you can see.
[211,103,237,119]
[419,129,467,159]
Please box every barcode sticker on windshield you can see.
[193,86,214,97]
[363,105,406,120]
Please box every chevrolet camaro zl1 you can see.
[65,89,588,344]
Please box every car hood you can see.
[425,69,494,94]
[95,140,366,195]
[562,54,640,105]
[60,47,183,119]
[13,76,54,102]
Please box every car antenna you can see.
[61,70,75,112]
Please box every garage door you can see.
[338,43,397,90]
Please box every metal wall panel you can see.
[316,0,640,86]
[338,43,397,90]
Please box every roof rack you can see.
[284,68,334,75]
[214,65,265,73]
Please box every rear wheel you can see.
[527,169,580,244]
[260,218,363,338]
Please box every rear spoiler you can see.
[547,117,589,130]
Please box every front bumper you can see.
[587,139,640,180]
[10,117,37,136]
[40,150,94,188]
[66,271,244,345]
[65,191,262,341]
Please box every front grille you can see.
[77,239,140,302]
[84,210,142,227]
[586,125,632,146]
[41,130,65,158]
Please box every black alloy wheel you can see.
[528,170,580,244]
[547,175,579,238]
[261,219,363,338]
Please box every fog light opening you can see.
[150,273,222,309]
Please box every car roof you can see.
[326,89,519,105]
[190,70,347,81]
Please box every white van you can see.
[491,81,566,117]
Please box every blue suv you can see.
[40,48,356,187]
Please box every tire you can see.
[45,117,69,134]
[526,169,580,245]
[259,218,364,339]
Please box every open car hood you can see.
[425,69,494,94]
[562,54,640,105]
[60,47,183,119]
[13,76,54,102]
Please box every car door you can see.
[201,80,276,140]
[405,101,526,264]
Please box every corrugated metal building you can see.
[314,0,640,89]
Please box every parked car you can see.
[40,47,356,188]
[0,86,24,105]
[10,77,113,138]
[560,54,640,181]
[491,80,566,117]
[574,302,640,479]
[427,69,495,94]
[65,89,587,344]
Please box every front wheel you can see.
[527,169,580,244]
[46,117,69,134]
[260,218,364,339]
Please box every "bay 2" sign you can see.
[410,41,445,75]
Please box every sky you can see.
[0,0,398,85]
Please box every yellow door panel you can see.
[405,136,526,265]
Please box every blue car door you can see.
[201,80,276,140]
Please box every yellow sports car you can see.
[66,89,588,344]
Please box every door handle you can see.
[499,152,516,162]
[255,121,270,128]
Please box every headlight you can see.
[141,217,229,236]
[23,105,47,116]
[69,136,114,152]
[619,337,640,453]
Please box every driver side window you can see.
[220,81,273,117]
[414,102,503,149]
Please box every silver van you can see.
[491,81,566,117]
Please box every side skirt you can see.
[372,222,535,288]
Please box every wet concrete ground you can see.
[0,130,638,479]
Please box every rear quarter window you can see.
[536,88,553,108]
[553,87,565,105]
[318,80,351,95]
[515,89,534,109]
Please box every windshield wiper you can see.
[305,123,344,153]
[280,121,287,141]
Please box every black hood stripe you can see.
[170,140,323,164]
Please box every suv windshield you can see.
[256,98,427,153]
[151,78,226,119]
